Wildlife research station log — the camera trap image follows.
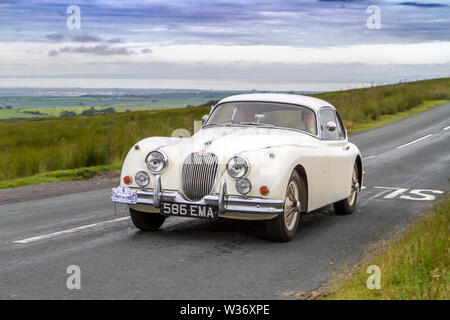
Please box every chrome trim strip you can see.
[118,187,284,215]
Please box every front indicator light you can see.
[260,186,269,195]
[123,176,132,185]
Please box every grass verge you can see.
[349,100,448,133]
[323,196,449,300]
[0,163,121,189]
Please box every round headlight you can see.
[227,156,249,178]
[236,178,252,195]
[135,171,150,187]
[146,151,168,173]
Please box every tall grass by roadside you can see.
[324,197,449,300]
[0,164,121,189]
[0,106,209,181]
[0,77,449,182]
[313,77,450,130]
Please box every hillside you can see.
[0,78,449,183]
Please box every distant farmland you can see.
[0,95,220,120]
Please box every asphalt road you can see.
[0,103,449,299]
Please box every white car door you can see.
[319,107,354,204]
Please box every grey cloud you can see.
[2,59,448,90]
[167,24,180,30]
[46,33,65,41]
[106,38,123,43]
[58,45,136,55]
[48,49,58,57]
[141,48,152,54]
[398,2,447,8]
[72,35,103,42]
[51,60,446,85]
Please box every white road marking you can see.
[14,216,130,244]
[396,134,433,149]
[373,186,444,200]
[363,155,376,160]
[374,186,399,190]
[444,125,450,131]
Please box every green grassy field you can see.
[0,105,172,120]
[0,95,218,120]
[0,96,212,109]
[0,106,210,181]
[19,105,168,117]
[349,100,448,132]
[324,197,449,300]
[0,78,449,184]
[313,77,450,130]
[0,109,38,120]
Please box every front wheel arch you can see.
[293,164,308,213]
[355,155,363,190]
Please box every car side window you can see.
[319,108,338,140]
[335,111,346,139]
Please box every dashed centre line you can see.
[396,134,433,149]
[443,125,450,131]
[363,155,376,160]
[14,216,130,244]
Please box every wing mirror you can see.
[325,121,337,132]
[202,114,209,125]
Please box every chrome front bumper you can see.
[116,176,284,215]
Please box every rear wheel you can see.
[129,207,166,231]
[265,170,302,242]
[333,163,359,215]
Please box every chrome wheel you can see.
[284,180,300,231]
[348,165,358,206]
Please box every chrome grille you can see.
[182,152,219,201]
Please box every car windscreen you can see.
[205,102,317,135]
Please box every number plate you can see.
[160,202,218,219]
[111,186,138,204]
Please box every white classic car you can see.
[112,93,363,241]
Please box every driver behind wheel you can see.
[302,110,317,134]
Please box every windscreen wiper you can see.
[239,122,275,128]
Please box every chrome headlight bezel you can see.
[236,178,252,195]
[135,171,150,187]
[227,155,250,179]
[145,150,168,173]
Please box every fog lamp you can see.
[236,178,251,195]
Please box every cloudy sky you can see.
[0,0,449,90]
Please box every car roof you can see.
[216,93,334,112]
